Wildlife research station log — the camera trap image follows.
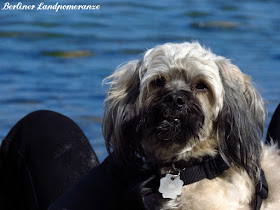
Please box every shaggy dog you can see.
[102,42,280,209]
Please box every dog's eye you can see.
[151,77,165,87]
[195,82,209,91]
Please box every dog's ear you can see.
[103,60,144,165]
[215,59,267,181]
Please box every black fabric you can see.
[266,104,280,145]
[48,156,125,210]
[49,154,155,210]
[0,110,99,210]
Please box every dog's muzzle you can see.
[142,90,205,143]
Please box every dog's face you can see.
[138,46,224,163]
[103,42,266,178]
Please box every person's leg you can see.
[0,110,99,210]
[266,104,280,145]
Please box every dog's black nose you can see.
[166,92,186,108]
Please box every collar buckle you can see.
[255,170,268,210]
[256,170,268,199]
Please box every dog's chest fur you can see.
[158,145,280,210]
[160,168,253,210]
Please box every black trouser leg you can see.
[0,110,99,210]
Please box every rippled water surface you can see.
[0,0,279,161]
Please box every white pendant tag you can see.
[158,173,184,199]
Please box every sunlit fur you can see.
[102,42,280,209]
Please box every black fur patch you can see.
[140,89,205,146]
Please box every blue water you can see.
[0,0,279,162]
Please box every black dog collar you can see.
[176,154,229,185]
[159,154,268,210]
